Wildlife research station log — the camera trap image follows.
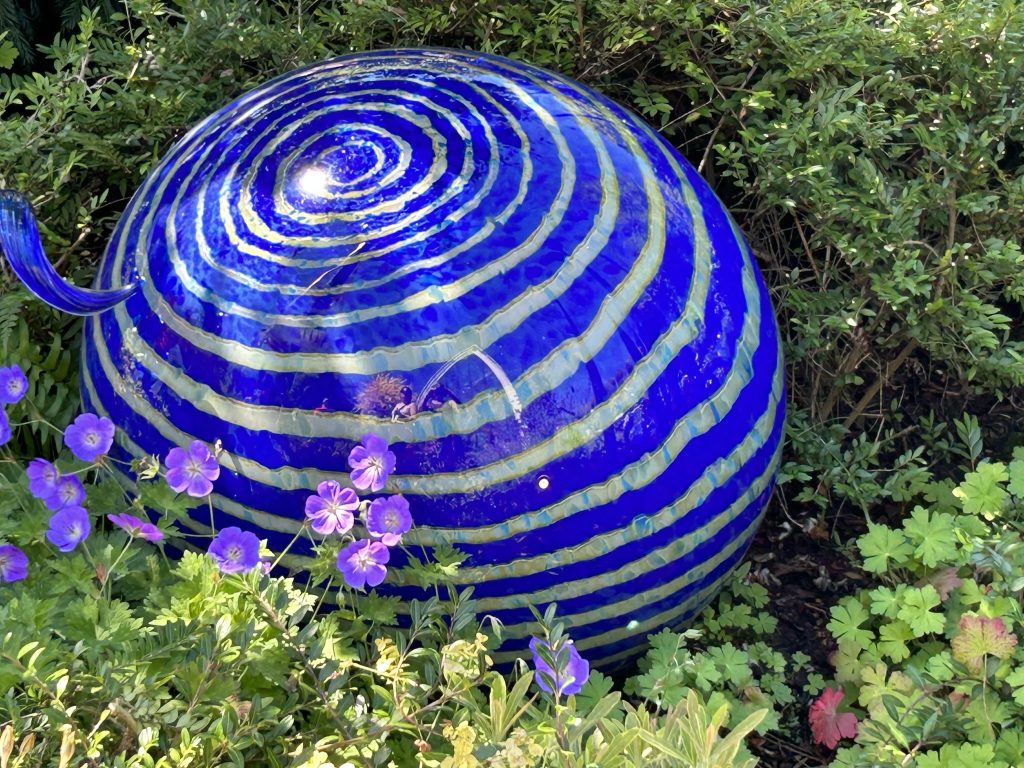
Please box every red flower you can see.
[809,687,858,749]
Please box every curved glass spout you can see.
[0,190,138,316]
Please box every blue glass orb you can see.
[83,49,784,667]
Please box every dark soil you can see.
[743,500,874,767]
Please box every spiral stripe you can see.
[83,48,784,663]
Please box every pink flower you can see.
[336,539,389,589]
[165,440,220,497]
[304,481,358,536]
[348,434,396,492]
[809,687,858,749]
[0,544,28,582]
[108,513,163,543]
[63,413,115,463]
[366,494,411,546]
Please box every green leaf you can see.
[895,586,944,637]
[902,507,958,567]
[827,599,874,649]
[857,524,913,573]
[690,653,723,691]
[573,670,615,715]
[708,643,752,687]
[1005,665,1024,705]
[868,586,902,619]
[954,461,1009,520]
[0,35,17,69]
[924,651,956,683]
[877,621,913,663]
[1008,457,1024,499]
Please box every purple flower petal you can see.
[208,526,260,573]
[165,446,188,470]
[529,637,590,696]
[26,458,58,500]
[43,474,85,511]
[63,413,115,463]
[165,440,219,497]
[336,539,390,589]
[186,474,214,498]
[0,409,9,446]
[366,494,411,547]
[46,506,91,552]
[0,544,28,582]
[0,365,27,405]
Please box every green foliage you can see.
[0,292,81,457]
[627,566,793,742]
[0,384,765,767]
[0,0,1021,519]
[2,1,1024,764]
[819,452,1024,765]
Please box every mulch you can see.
[743,499,873,767]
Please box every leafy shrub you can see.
[2,0,1023,515]
[0,364,768,767]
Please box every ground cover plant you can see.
[1,0,1023,765]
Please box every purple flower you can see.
[336,539,389,589]
[529,637,590,696]
[165,440,220,497]
[0,409,9,446]
[208,526,260,574]
[304,480,358,536]
[64,413,115,462]
[46,506,91,552]
[44,474,85,511]
[348,433,396,493]
[366,494,412,546]
[0,544,28,582]
[0,365,27,405]
[26,458,58,499]
[108,513,163,543]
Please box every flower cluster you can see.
[332,434,410,589]
[198,433,410,591]
[1,365,411,601]
[1,398,130,581]
[26,413,116,554]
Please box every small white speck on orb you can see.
[297,166,330,197]
[537,475,550,490]
[627,620,639,630]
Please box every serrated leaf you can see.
[857,524,913,574]
[877,621,913,662]
[895,586,943,637]
[1006,666,1024,705]
[868,586,901,619]
[953,461,1009,520]
[1007,457,1024,499]
[951,614,1018,673]
[827,599,874,649]
[902,507,958,567]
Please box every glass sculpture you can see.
[0,49,784,667]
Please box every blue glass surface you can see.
[54,48,781,666]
